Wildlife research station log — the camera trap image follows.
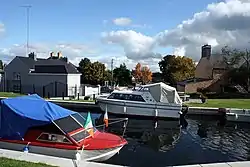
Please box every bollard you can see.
[62,92,64,100]
[77,93,79,100]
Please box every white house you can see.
[4,52,81,97]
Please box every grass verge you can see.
[0,157,56,167]
[186,99,250,109]
[0,92,23,98]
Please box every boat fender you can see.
[23,146,29,153]
[75,152,81,161]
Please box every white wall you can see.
[82,85,101,97]
[67,74,81,96]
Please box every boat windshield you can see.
[54,113,97,142]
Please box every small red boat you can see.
[0,94,127,162]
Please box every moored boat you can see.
[0,94,127,162]
[96,82,184,119]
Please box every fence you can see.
[0,80,101,98]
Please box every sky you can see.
[1,0,250,71]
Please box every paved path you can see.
[0,148,250,167]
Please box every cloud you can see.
[102,0,250,67]
[155,0,250,60]
[111,17,151,29]
[0,22,5,36]
[0,43,97,66]
[113,17,132,26]
[101,30,161,61]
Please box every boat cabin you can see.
[24,113,97,147]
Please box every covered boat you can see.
[96,82,184,119]
[0,94,127,162]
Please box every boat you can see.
[96,82,184,119]
[0,94,127,162]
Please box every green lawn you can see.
[0,157,56,167]
[186,99,250,109]
[0,92,23,98]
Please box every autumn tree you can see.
[133,63,142,83]
[159,55,195,85]
[132,63,152,84]
[113,63,132,86]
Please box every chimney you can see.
[57,51,62,58]
[201,44,211,59]
[28,52,37,61]
[50,52,54,58]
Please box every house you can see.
[3,52,81,97]
[177,44,228,94]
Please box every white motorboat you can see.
[96,82,184,119]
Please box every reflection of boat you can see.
[96,82,184,119]
[0,94,127,162]
[99,115,182,152]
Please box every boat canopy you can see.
[142,82,182,104]
[0,94,76,140]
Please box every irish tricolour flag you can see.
[84,112,94,137]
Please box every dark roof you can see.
[16,56,80,74]
[177,77,211,86]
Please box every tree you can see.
[89,61,106,85]
[141,66,152,84]
[113,63,132,86]
[132,63,153,84]
[0,60,3,70]
[78,58,92,84]
[159,55,195,85]
[221,46,250,91]
[133,63,142,83]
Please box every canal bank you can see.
[1,97,250,123]
[0,148,250,167]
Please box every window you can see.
[37,133,72,144]
[108,93,145,102]
[13,72,21,80]
[13,84,21,93]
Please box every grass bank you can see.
[0,157,56,167]
[0,92,23,98]
[186,99,250,109]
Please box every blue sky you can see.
[1,0,242,71]
[0,0,214,44]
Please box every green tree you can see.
[159,55,195,85]
[78,58,92,84]
[89,61,106,85]
[113,63,132,86]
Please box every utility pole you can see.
[111,59,114,87]
[21,5,32,56]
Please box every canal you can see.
[81,112,250,167]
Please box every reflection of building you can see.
[3,52,81,97]
[177,44,228,93]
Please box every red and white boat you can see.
[0,94,127,162]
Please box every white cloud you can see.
[0,43,97,66]
[103,0,250,68]
[155,0,250,60]
[111,17,151,29]
[0,22,5,36]
[101,30,161,60]
[113,17,132,26]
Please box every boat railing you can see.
[94,117,129,138]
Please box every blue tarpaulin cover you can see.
[0,94,76,140]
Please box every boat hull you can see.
[0,141,122,162]
[97,98,182,119]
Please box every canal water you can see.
[82,112,250,167]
